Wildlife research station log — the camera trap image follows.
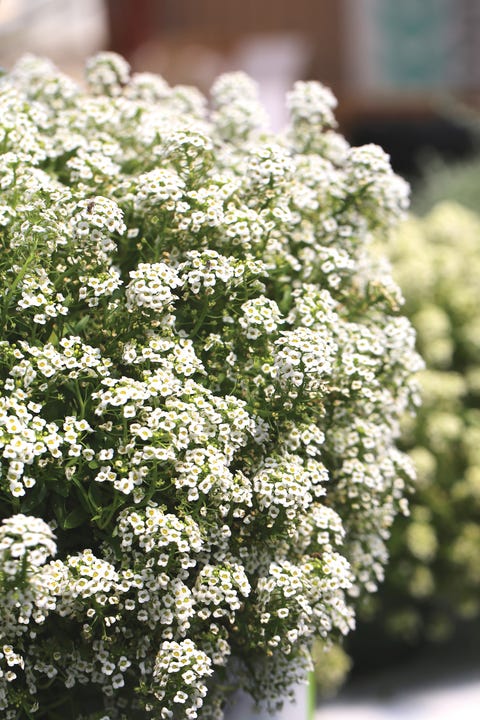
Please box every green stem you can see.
[72,476,97,516]
[190,299,210,337]
[97,492,122,531]
[1,243,38,328]
[73,380,87,417]
[20,704,36,720]
[308,671,316,720]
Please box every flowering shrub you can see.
[0,53,420,719]
[356,201,480,643]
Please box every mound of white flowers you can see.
[0,53,421,720]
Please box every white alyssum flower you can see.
[0,53,420,720]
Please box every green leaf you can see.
[20,482,48,513]
[74,315,90,332]
[53,482,70,497]
[88,482,108,510]
[51,496,67,526]
[63,506,89,529]
[279,285,292,314]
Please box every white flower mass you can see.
[0,53,421,719]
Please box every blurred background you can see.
[2,0,480,182]
[2,1,480,718]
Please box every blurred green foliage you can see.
[376,202,480,640]
[315,201,480,696]
[312,641,352,699]
[413,155,480,215]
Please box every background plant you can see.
[412,103,480,215]
[366,201,480,642]
[0,53,420,719]
[413,155,480,216]
[314,201,480,697]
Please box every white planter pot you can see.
[224,681,310,720]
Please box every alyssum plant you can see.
[0,53,421,720]
[370,202,480,641]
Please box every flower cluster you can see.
[360,202,480,642]
[0,53,420,719]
